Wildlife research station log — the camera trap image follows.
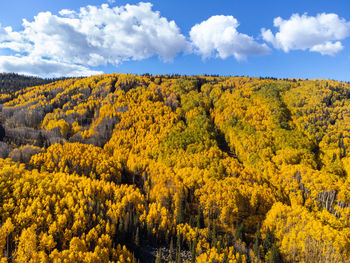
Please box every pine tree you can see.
[263,228,275,253]
[36,131,45,147]
[267,243,281,263]
[223,250,228,263]
[175,250,181,263]
[235,223,245,242]
[191,235,197,263]
[253,228,262,259]
[196,209,205,229]
[118,219,124,242]
[176,193,185,224]
[217,240,222,254]
[169,237,174,261]
[189,216,196,227]
[134,227,140,247]
[175,231,181,263]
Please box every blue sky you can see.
[0,0,350,81]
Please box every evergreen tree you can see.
[217,240,222,254]
[175,250,181,263]
[263,228,275,253]
[267,243,282,263]
[196,209,205,229]
[191,235,197,263]
[134,227,140,247]
[189,215,196,227]
[253,228,262,259]
[169,237,174,261]
[176,193,186,224]
[177,231,181,251]
[175,231,181,263]
[0,123,5,142]
[118,219,124,242]
[235,223,245,242]
[223,251,228,263]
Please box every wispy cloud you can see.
[0,56,102,77]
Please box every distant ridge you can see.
[0,72,67,94]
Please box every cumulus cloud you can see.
[0,3,189,77]
[58,9,76,18]
[190,15,270,61]
[261,13,350,55]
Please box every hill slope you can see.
[0,74,350,262]
[0,73,64,104]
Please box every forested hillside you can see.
[0,74,350,262]
[0,73,61,103]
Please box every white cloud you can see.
[262,13,350,55]
[0,56,102,77]
[189,15,270,61]
[58,9,76,18]
[0,2,189,77]
[310,41,343,55]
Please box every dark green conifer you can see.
[176,193,186,224]
[191,235,197,263]
[253,227,262,259]
[263,228,275,253]
[169,237,174,261]
[267,243,281,263]
[235,222,245,242]
[134,227,140,247]
[196,209,205,229]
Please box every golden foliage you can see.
[1,74,350,261]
